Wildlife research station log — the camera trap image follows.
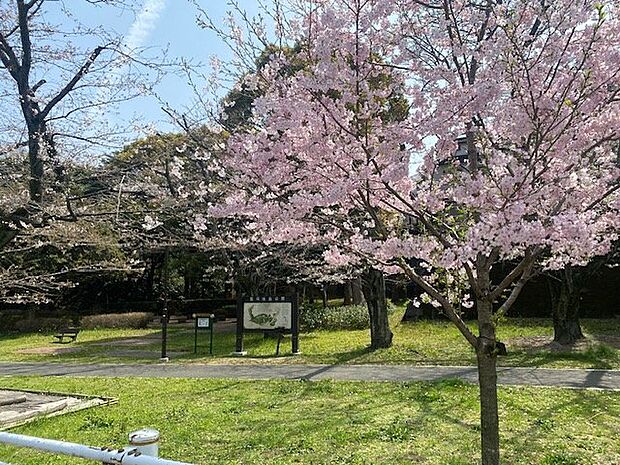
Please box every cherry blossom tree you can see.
[174,1,394,345]
[209,1,620,464]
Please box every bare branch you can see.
[39,45,107,120]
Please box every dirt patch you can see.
[212,319,237,333]
[105,350,188,358]
[147,318,236,333]
[508,335,620,352]
[16,346,82,355]
[90,336,160,347]
[185,354,305,366]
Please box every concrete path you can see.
[1,362,619,390]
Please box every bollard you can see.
[128,429,160,458]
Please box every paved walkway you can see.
[1,362,619,390]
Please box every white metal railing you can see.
[0,429,194,465]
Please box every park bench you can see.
[52,327,80,344]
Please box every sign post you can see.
[193,313,214,355]
[160,249,170,363]
[233,296,300,356]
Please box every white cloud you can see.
[123,0,167,52]
[85,0,167,160]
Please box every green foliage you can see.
[223,43,307,131]
[376,417,416,442]
[532,417,556,432]
[583,343,617,361]
[300,304,370,331]
[222,84,263,130]
[78,413,115,431]
[111,132,187,166]
[80,312,153,330]
[13,318,69,333]
[445,459,474,465]
[300,303,399,331]
[541,452,582,465]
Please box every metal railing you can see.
[0,429,194,465]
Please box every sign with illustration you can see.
[234,296,300,356]
[243,301,292,330]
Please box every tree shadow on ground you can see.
[504,341,618,369]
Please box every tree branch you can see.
[488,248,537,302]
[17,0,33,82]
[39,45,107,120]
[398,257,478,347]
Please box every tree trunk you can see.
[476,299,500,465]
[184,266,191,298]
[362,268,393,350]
[549,267,584,345]
[390,280,407,303]
[0,228,17,251]
[322,285,328,308]
[344,281,353,305]
[352,277,365,305]
[144,258,157,300]
[0,128,47,251]
[28,130,45,204]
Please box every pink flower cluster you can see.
[210,0,619,303]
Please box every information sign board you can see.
[192,313,215,354]
[197,317,211,328]
[243,301,292,330]
[234,296,299,356]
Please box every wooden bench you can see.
[52,328,80,344]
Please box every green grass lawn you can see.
[1,318,619,369]
[0,376,618,465]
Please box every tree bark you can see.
[362,268,393,350]
[27,130,45,203]
[344,280,353,305]
[549,267,584,345]
[476,299,500,465]
[351,276,365,305]
[183,266,193,299]
[0,228,17,251]
[390,279,408,303]
[322,285,328,308]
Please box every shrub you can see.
[14,318,69,333]
[301,304,368,331]
[300,303,398,331]
[81,312,153,329]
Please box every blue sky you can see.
[61,0,266,136]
